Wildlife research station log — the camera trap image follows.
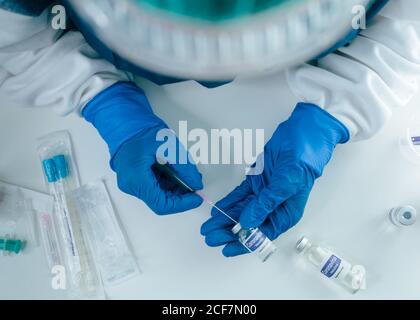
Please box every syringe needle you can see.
[153,162,239,224]
[195,190,238,224]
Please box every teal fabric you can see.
[136,0,296,22]
[0,0,52,16]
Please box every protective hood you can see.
[67,0,372,80]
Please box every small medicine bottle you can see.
[296,236,366,293]
[232,224,277,262]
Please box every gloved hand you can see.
[83,81,203,215]
[201,103,349,257]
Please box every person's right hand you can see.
[83,81,203,215]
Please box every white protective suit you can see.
[0,0,419,141]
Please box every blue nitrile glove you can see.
[83,81,203,215]
[201,103,349,257]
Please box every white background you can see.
[1,73,420,300]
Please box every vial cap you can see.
[231,223,242,234]
[390,205,417,226]
[296,236,310,253]
[399,206,417,226]
[351,265,367,291]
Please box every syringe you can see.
[152,162,238,224]
[153,162,277,261]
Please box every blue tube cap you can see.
[53,155,69,179]
[42,159,58,183]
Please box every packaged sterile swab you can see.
[71,181,140,287]
[0,181,42,256]
[38,211,62,269]
[42,157,82,278]
[0,180,60,268]
[38,131,104,299]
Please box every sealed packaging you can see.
[37,131,104,299]
[38,131,80,190]
[0,181,45,256]
[71,181,140,287]
[37,209,62,269]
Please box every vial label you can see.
[255,238,272,256]
[244,229,268,252]
[412,136,420,146]
[320,254,351,281]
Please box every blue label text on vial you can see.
[321,255,341,278]
[244,230,266,251]
[412,136,420,146]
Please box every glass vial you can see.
[232,224,276,262]
[399,113,420,165]
[389,206,417,227]
[296,236,366,293]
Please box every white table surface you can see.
[1,73,420,300]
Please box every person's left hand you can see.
[201,103,349,257]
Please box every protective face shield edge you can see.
[66,0,372,80]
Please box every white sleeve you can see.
[286,0,420,141]
[0,7,130,116]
